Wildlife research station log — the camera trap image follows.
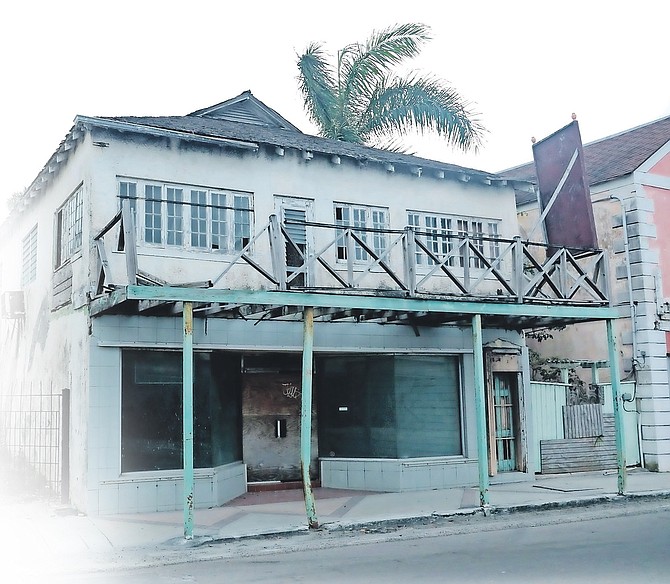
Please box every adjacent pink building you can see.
[507,115,670,472]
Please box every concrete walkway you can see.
[3,468,670,580]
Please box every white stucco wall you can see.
[87,128,520,295]
[0,134,96,509]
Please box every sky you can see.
[1,0,669,216]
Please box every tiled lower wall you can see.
[89,461,246,515]
[320,457,480,491]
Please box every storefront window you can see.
[317,355,461,458]
[121,350,242,472]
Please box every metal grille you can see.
[0,383,63,498]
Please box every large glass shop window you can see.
[317,355,462,458]
[121,350,242,472]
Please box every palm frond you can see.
[296,43,339,138]
[297,24,485,153]
[342,23,431,104]
[359,75,486,152]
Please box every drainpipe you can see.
[610,194,638,362]
[609,193,644,469]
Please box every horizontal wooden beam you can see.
[122,286,617,321]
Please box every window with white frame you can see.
[21,225,38,287]
[117,180,253,253]
[334,203,389,261]
[55,186,83,269]
[407,210,500,268]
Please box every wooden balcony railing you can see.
[94,207,610,307]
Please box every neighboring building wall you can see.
[635,150,670,470]
[518,154,670,471]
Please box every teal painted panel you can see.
[530,381,640,470]
[529,382,568,471]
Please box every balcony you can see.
[91,210,613,329]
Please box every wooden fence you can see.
[529,381,639,473]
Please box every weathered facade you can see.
[0,92,617,517]
[508,115,670,472]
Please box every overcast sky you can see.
[2,0,669,216]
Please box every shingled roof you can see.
[503,114,670,205]
[10,91,528,221]
[101,90,500,181]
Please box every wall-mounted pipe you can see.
[610,193,644,469]
[610,193,638,366]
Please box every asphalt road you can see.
[57,499,670,584]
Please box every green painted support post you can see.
[301,306,319,528]
[606,318,627,495]
[183,302,195,539]
[472,314,490,507]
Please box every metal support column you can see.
[606,318,627,495]
[301,306,319,528]
[183,302,195,539]
[472,314,490,507]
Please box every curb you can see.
[198,490,670,545]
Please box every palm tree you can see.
[296,23,484,153]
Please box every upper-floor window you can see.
[55,186,83,269]
[118,180,253,253]
[407,210,500,268]
[21,225,38,287]
[334,203,389,261]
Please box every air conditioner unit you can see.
[1,291,25,319]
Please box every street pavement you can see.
[2,467,670,580]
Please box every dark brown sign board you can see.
[532,120,598,250]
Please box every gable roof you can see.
[189,90,302,132]
[503,114,670,205]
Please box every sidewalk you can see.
[3,468,670,579]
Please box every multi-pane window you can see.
[487,222,500,262]
[456,218,485,268]
[371,209,387,259]
[55,186,83,268]
[334,203,389,261]
[210,192,227,250]
[190,190,208,248]
[166,187,183,246]
[118,180,253,253]
[144,185,163,244]
[233,194,251,251]
[119,181,137,213]
[408,211,500,268]
[21,225,38,287]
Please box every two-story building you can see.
[0,92,618,517]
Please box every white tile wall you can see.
[320,458,488,492]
